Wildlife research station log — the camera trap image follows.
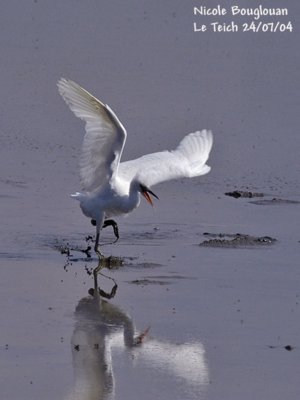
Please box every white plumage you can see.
[58,78,213,253]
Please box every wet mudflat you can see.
[1,1,300,399]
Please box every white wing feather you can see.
[118,130,213,188]
[57,78,127,192]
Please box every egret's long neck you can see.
[124,183,140,213]
[117,180,142,214]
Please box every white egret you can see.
[57,79,213,253]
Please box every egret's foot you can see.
[91,219,119,244]
[102,219,120,242]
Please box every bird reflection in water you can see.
[66,258,209,399]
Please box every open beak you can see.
[141,187,159,207]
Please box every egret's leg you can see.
[92,218,119,241]
[94,223,102,255]
[102,219,119,242]
[94,232,100,253]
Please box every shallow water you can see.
[1,1,300,399]
[1,195,299,399]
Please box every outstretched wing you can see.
[58,78,127,192]
[118,130,213,188]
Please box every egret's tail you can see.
[174,130,213,177]
[71,192,85,201]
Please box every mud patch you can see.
[224,190,300,206]
[200,233,277,248]
[66,254,125,272]
[225,190,264,199]
[95,256,124,269]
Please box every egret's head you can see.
[139,184,159,206]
